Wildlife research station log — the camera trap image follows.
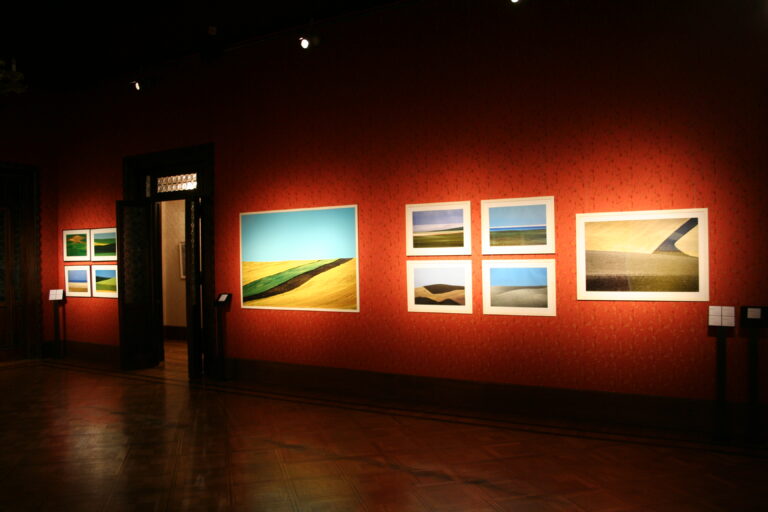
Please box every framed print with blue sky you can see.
[482,259,556,316]
[481,196,555,254]
[406,260,472,314]
[90,228,118,261]
[240,205,359,312]
[576,208,709,301]
[406,201,471,256]
[64,265,91,297]
[63,229,90,261]
[91,264,118,298]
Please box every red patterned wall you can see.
[2,0,766,401]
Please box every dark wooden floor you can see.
[1,344,767,511]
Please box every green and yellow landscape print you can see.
[241,206,358,311]
[66,232,89,257]
[412,208,464,248]
[585,217,699,292]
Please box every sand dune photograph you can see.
[65,266,91,297]
[481,197,555,255]
[407,260,473,314]
[577,209,708,301]
[240,205,359,311]
[482,260,556,316]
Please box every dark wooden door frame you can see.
[0,163,42,359]
[121,144,215,378]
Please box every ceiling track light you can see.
[130,80,141,91]
[298,35,319,50]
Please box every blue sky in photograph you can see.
[242,207,356,262]
[414,267,465,288]
[68,269,88,283]
[95,269,116,279]
[490,267,547,287]
[93,231,115,241]
[489,204,545,228]
[413,209,463,232]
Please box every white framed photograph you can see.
[406,260,473,314]
[62,229,91,261]
[405,201,471,256]
[89,227,117,261]
[91,264,118,298]
[482,259,556,316]
[481,196,555,254]
[576,208,709,301]
[64,265,91,297]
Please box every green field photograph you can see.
[481,197,555,254]
[91,265,118,298]
[482,260,556,316]
[240,205,359,312]
[64,265,91,297]
[406,201,471,256]
[407,260,473,314]
[63,229,90,261]
[576,209,709,301]
[91,228,117,261]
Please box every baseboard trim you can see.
[227,357,767,441]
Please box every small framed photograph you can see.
[90,228,118,261]
[481,196,555,254]
[64,265,91,297]
[63,229,91,261]
[91,264,118,298]
[406,260,473,314]
[576,208,709,301]
[406,201,471,256]
[482,259,556,316]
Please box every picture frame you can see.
[406,201,471,256]
[482,259,556,316]
[64,265,91,297]
[481,196,555,254]
[576,208,709,301]
[62,229,91,261]
[240,205,359,312]
[91,264,118,298]
[406,260,473,314]
[90,227,118,261]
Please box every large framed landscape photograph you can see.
[406,260,472,314]
[482,260,556,316]
[64,265,91,297]
[62,229,90,261]
[406,201,471,256]
[240,205,359,312]
[481,196,555,254]
[576,208,709,301]
[90,228,118,261]
[91,264,118,298]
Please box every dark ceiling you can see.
[1,1,402,92]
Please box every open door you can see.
[117,200,163,370]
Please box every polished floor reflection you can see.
[0,357,766,512]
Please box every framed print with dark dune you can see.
[91,264,118,298]
[406,260,472,314]
[240,205,359,312]
[406,201,471,256]
[90,228,118,261]
[63,229,90,261]
[481,196,555,254]
[576,208,709,301]
[64,265,91,297]
[482,260,556,316]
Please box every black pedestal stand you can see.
[712,326,732,443]
[214,293,232,380]
[746,329,761,444]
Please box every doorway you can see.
[159,199,188,378]
[117,144,216,379]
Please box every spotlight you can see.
[298,35,319,49]
[511,0,520,3]
[131,80,141,91]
